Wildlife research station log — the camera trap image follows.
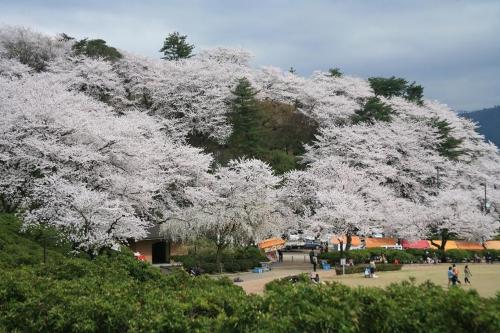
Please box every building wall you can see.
[129,240,188,264]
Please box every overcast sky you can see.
[1,0,499,111]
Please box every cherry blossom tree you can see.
[2,25,499,254]
[24,176,149,254]
[165,158,287,270]
[0,72,212,253]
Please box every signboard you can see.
[340,258,346,266]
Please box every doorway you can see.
[152,241,167,264]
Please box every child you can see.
[452,264,461,284]
[464,265,472,285]
[447,266,455,286]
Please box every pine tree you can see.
[328,67,343,77]
[351,97,395,124]
[430,118,464,160]
[159,32,194,60]
[228,78,261,153]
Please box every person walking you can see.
[448,266,456,286]
[485,252,493,264]
[464,265,472,285]
[369,260,376,278]
[312,254,318,272]
[452,264,461,285]
[309,249,315,264]
[277,249,283,263]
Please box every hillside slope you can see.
[460,106,500,147]
[0,214,67,267]
[1,26,499,248]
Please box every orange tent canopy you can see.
[330,235,362,246]
[484,240,500,250]
[364,237,397,248]
[258,238,285,250]
[430,240,458,250]
[456,241,484,251]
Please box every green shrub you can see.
[445,249,473,262]
[319,249,419,265]
[173,246,266,273]
[2,215,500,332]
[334,263,403,275]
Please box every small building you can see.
[128,224,188,264]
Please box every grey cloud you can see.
[0,0,498,110]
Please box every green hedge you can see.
[319,249,419,265]
[172,246,267,273]
[320,248,500,265]
[334,263,403,275]
[2,259,497,333]
[1,214,499,332]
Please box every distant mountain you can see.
[460,106,500,147]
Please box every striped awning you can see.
[258,238,285,252]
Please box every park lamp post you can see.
[480,182,492,214]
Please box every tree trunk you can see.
[216,244,223,274]
[345,234,352,252]
[430,230,448,261]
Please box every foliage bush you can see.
[320,247,499,265]
[319,249,420,265]
[173,246,267,273]
[334,263,403,275]
[1,214,499,332]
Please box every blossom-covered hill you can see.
[1,26,498,252]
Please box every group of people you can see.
[447,264,472,286]
[364,260,377,278]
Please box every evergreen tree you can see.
[159,32,194,60]
[368,76,408,98]
[351,97,395,124]
[430,118,464,160]
[368,76,424,105]
[328,67,343,77]
[72,38,122,61]
[228,78,261,153]
[405,82,424,105]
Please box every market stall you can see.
[258,238,286,262]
